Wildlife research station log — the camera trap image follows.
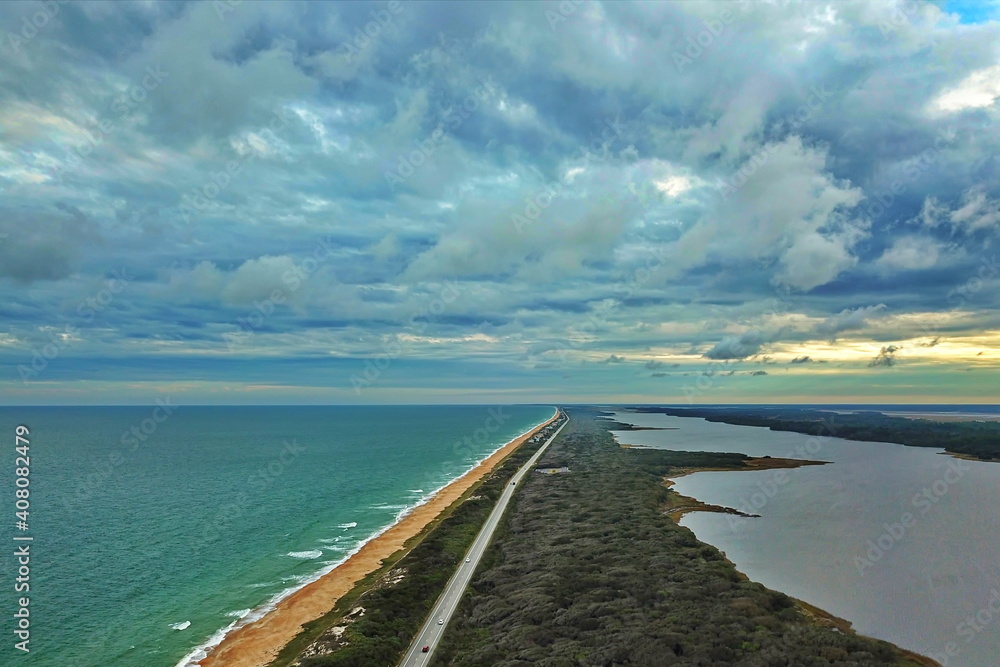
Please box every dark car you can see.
[422,645,430,653]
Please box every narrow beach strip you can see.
[197,408,559,667]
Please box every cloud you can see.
[165,261,227,302]
[221,256,303,306]
[370,233,402,262]
[790,355,813,364]
[0,206,102,283]
[816,304,888,339]
[703,331,764,360]
[869,344,901,368]
[777,229,861,292]
[919,187,1000,234]
[876,236,944,272]
[602,354,625,364]
[749,370,768,376]
[1,0,999,403]
[678,136,866,292]
[931,64,1000,114]
[949,187,1000,233]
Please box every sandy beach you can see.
[198,409,558,667]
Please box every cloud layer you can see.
[0,0,998,404]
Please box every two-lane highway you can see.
[398,411,568,666]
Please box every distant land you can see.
[624,405,1000,462]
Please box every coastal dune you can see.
[198,410,559,667]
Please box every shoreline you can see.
[718,553,940,667]
[658,457,940,667]
[939,450,999,463]
[195,408,559,667]
[659,456,828,523]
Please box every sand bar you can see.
[198,409,559,667]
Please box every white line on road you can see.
[398,411,568,666]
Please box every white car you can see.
[465,557,471,562]
[438,618,444,625]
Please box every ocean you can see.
[0,405,554,667]
[608,406,1000,667]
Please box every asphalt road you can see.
[398,412,568,666]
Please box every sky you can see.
[0,0,998,406]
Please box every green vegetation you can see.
[280,427,554,667]
[632,406,1000,461]
[433,409,930,666]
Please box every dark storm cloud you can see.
[869,344,902,367]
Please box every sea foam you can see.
[170,408,557,667]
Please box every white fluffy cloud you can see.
[876,236,944,272]
[931,64,1000,114]
[677,136,865,291]
[919,186,1000,233]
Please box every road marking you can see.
[398,412,568,666]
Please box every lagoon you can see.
[609,410,1000,667]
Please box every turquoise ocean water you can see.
[0,405,554,667]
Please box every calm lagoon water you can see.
[609,410,1000,667]
[0,405,553,667]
